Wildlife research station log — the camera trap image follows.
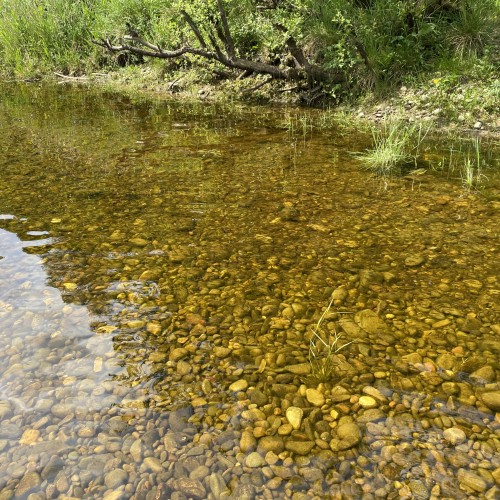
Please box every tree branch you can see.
[216,0,236,58]
[180,10,208,49]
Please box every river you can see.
[0,83,499,498]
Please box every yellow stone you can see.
[147,323,162,335]
[94,357,103,372]
[96,325,117,334]
[20,429,40,445]
[63,282,78,291]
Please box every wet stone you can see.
[0,401,12,419]
[480,391,500,412]
[359,396,377,409]
[471,366,495,384]
[405,254,425,267]
[240,431,257,453]
[245,451,266,468]
[305,388,325,407]
[41,456,64,481]
[457,468,487,492]
[15,471,41,496]
[104,469,128,489]
[144,457,164,473]
[285,440,315,455]
[228,379,248,392]
[250,389,268,406]
[173,478,206,499]
[0,423,21,439]
[286,406,303,430]
[443,427,467,445]
[409,479,429,499]
[258,436,285,454]
[354,309,389,335]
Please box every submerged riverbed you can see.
[0,83,499,499]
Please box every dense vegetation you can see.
[0,0,498,106]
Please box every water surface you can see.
[0,83,499,499]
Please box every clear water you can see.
[0,83,499,499]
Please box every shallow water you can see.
[0,83,499,499]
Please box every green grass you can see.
[446,3,497,60]
[0,0,98,77]
[355,120,432,176]
[308,297,353,383]
[457,138,489,192]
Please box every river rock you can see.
[330,422,361,451]
[169,347,188,362]
[258,435,285,454]
[287,363,311,375]
[144,457,164,472]
[0,400,12,419]
[0,423,21,439]
[404,254,425,267]
[250,389,268,406]
[15,471,41,496]
[19,429,40,445]
[130,438,143,462]
[457,468,487,492]
[470,366,495,384]
[104,469,128,488]
[354,310,388,335]
[480,391,500,412]
[286,406,303,430]
[209,473,228,497]
[213,346,231,358]
[331,386,351,402]
[443,427,467,445]
[173,478,206,499]
[285,439,315,455]
[41,456,64,481]
[331,286,348,302]
[228,379,248,392]
[362,386,388,403]
[129,237,148,247]
[306,388,325,406]
[359,396,377,409]
[240,431,257,453]
[245,451,266,468]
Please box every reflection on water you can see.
[0,83,499,498]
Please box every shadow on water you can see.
[0,82,499,498]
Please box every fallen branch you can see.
[242,76,273,92]
[54,72,88,80]
[93,3,345,87]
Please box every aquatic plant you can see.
[355,120,432,176]
[433,136,490,192]
[308,297,352,383]
[460,137,488,192]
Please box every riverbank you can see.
[50,64,500,138]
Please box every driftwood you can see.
[93,0,345,87]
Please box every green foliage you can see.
[446,1,498,59]
[0,0,498,98]
[0,0,97,76]
[355,120,432,175]
[308,297,353,383]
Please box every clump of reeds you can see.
[355,120,432,176]
[308,297,352,383]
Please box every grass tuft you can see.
[308,297,353,383]
[355,120,432,176]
